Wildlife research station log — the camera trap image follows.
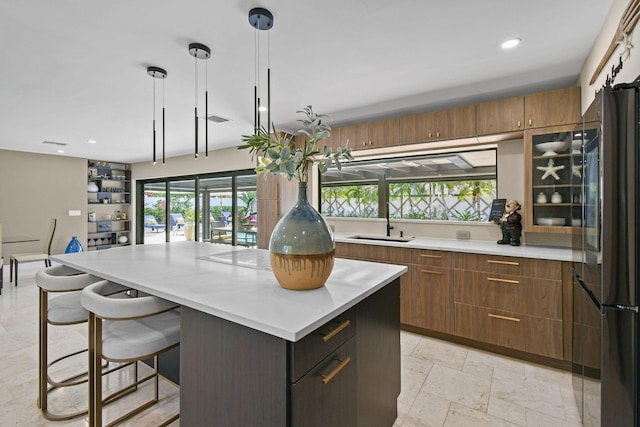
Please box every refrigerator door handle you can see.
[573,270,602,312]
[602,303,639,313]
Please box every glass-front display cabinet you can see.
[524,124,584,233]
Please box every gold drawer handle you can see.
[321,319,351,342]
[420,269,443,275]
[487,277,519,284]
[487,260,519,266]
[321,357,351,384]
[420,254,442,259]
[488,313,521,322]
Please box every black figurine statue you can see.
[496,199,522,246]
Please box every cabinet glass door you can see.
[525,124,582,233]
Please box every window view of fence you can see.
[320,149,497,222]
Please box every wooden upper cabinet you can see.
[399,106,476,144]
[338,119,399,151]
[368,117,399,148]
[399,112,434,144]
[340,123,369,151]
[445,105,476,139]
[476,96,525,135]
[524,86,581,129]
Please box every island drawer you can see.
[411,249,454,268]
[290,337,357,427]
[454,270,562,320]
[454,253,561,280]
[289,307,356,383]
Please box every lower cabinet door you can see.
[290,337,357,427]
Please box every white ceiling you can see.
[0,0,614,164]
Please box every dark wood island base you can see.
[180,278,401,427]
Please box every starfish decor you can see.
[537,159,565,180]
[572,163,583,179]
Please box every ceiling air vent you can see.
[205,114,231,124]
[42,140,68,146]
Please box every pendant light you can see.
[188,42,211,159]
[248,8,273,134]
[147,66,167,165]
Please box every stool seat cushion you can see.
[101,310,181,361]
[48,291,88,324]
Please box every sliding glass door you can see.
[137,170,257,246]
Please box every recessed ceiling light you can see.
[88,139,96,144]
[501,38,521,49]
[57,149,65,154]
[258,106,268,112]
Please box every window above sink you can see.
[319,147,497,223]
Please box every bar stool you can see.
[36,264,102,420]
[81,280,181,427]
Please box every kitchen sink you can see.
[348,234,414,243]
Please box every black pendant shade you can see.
[248,8,274,134]
[188,42,211,159]
[147,66,167,165]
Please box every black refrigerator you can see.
[572,76,640,426]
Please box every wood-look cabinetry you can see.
[181,280,400,427]
[407,249,454,334]
[336,242,569,363]
[399,105,476,145]
[453,253,563,359]
[335,242,412,324]
[524,123,582,234]
[524,86,581,129]
[476,96,525,135]
[338,118,399,151]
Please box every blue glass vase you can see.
[65,236,84,253]
[269,182,335,290]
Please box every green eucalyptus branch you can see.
[239,105,353,182]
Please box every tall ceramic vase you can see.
[269,182,335,290]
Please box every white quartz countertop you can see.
[51,242,406,341]
[334,232,577,262]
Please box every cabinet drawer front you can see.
[409,266,454,334]
[290,308,356,382]
[455,303,526,352]
[291,337,357,427]
[454,252,561,280]
[455,304,563,359]
[335,242,384,261]
[454,270,562,319]
[411,249,453,268]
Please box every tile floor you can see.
[0,262,583,426]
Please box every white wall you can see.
[580,0,640,110]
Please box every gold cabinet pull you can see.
[428,132,432,138]
[487,259,519,266]
[487,277,519,284]
[420,269,443,275]
[321,357,351,384]
[488,313,521,322]
[321,319,351,342]
[528,119,532,126]
[420,254,442,259]
[517,120,521,128]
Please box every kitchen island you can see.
[52,242,407,426]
